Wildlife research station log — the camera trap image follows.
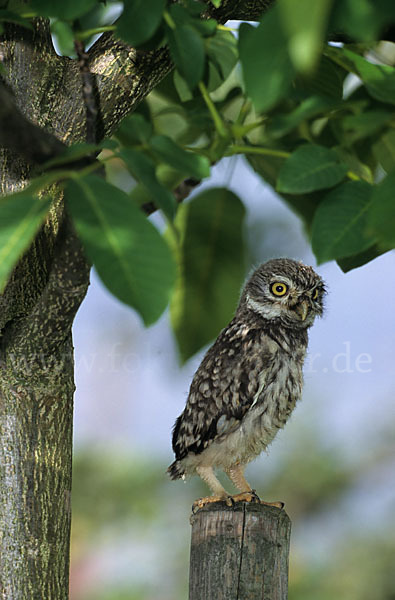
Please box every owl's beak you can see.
[295,299,309,321]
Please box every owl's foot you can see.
[192,495,227,513]
[229,491,284,509]
[192,493,284,513]
[227,490,261,505]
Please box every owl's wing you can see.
[172,320,276,460]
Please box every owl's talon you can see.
[260,500,285,510]
[229,491,259,504]
[192,494,228,513]
[250,489,261,503]
[226,495,235,507]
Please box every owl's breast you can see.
[239,349,305,461]
[175,329,308,473]
[187,348,306,471]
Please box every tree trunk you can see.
[189,502,291,600]
[0,20,172,598]
[0,339,75,597]
[0,215,90,598]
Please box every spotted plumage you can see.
[168,258,325,505]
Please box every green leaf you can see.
[266,96,337,139]
[150,135,210,179]
[238,8,295,113]
[0,9,33,29]
[192,19,217,38]
[205,28,238,82]
[278,0,333,73]
[40,142,99,170]
[247,152,321,229]
[330,0,395,42]
[173,70,193,102]
[246,153,285,188]
[337,244,385,273]
[51,20,75,56]
[311,180,375,264]
[65,175,175,325]
[118,149,176,220]
[295,55,346,99]
[117,0,165,47]
[30,0,96,20]
[206,61,223,94]
[183,0,208,16]
[114,114,153,147]
[326,46,395,106]
[368,171,395,248]
[169,3,215,34]
[129,165,186,208]
[169,3,193,25]
[277,144,348,194]
[166,23,205,89]
[334,148,373,183]
[340,110,392,144]
[0,189,51,292]
[373,130,395,173]
[170,187,246,362]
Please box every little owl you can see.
[168,258,325,509]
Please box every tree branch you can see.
[1,0,275,153]
[0,82,66,166]
[87,35,173,138]
[203,0,275,22]
[74,40,104,144]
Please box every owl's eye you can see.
[270,282,288,297]
[311,288,319,300]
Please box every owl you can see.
[168,258,325,509]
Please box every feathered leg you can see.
[227,464,252,493]
[192,466,230,511]
[226,463,257,503]
[227,464,284,508]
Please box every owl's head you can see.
[239,258,326,329]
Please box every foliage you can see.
[2,0,395,359]
[0,183,52,287]
[65,176,176,325]
[169,188,245,362]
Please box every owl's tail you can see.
[167,460,185,480]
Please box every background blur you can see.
[69,155,395,600]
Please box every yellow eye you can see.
[270,282,288,297]
[312,288,319,300]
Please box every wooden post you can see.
[189,501,291,600]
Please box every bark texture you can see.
[189,502,291,600]
[0,3,273,597]
[204,0,275,22]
